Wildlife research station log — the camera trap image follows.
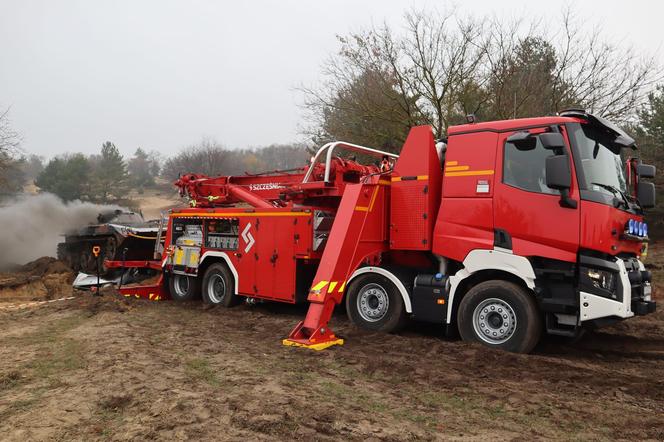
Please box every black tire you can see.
[168,273,201,302]
[457,280,541,353]
[201,263,239,307]
[345,273,407,333]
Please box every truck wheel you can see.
[346,273,407,333]
[457,280,541,353]
[201,263,239,307]
[168,274,201,302]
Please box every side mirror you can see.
[637,164,656,179]
[539,133,565,150]
[546,155,571,189]
[506,131,536,151]
[546,154,577,209]
[637,181,656,209]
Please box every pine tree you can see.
[91,141,128,202]
[35,154,91,201]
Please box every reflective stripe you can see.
[391,175,428,182]
[355,186,380,212]
[445,170,494,177]
[328,281,338,292]
[368,186,380,211]
[312,280,329,291]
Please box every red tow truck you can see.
[109,110,656,353]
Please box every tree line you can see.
[0,130,309,203]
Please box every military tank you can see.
[57,210,163,275]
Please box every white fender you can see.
[446,249,537,323]
[199,251,239,295]
[348,266,413,313]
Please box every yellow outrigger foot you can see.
[282,338,344,351]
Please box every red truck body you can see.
[109,111,656,353]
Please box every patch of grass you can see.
[284,370,312,384]
[93,402,127,438]
[0,387,47,420]
[3,314,85,347]
[318,380,390,414]
[185,357,221,387]
[29,338,85,378]
[401,410,437,426]
[0,370,22,391]
[0,314,87,408]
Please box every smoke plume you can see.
[0,193,123,269]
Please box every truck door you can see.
[494,128,580,263]
[245,216,296,302]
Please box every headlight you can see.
[580,266,618,300]
[586,268,615,291]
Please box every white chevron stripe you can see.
[242,223,255,253]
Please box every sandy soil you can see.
[0,258,74,307]
[128,185,183,220]
[0,254,662,441]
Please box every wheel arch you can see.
[347,266,413,313]
[199,251,239,295]
[446,249,537,324]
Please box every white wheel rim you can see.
[174,275,190,297]
[207,274,226,304]
[472,298,517,345]
[356,283,389,322]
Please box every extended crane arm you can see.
[174,141,396,208]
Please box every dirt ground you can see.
[0,251,663,441]
[127,183,184,220]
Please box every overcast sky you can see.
[1,0,662,158]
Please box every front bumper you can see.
[580,258,655,322]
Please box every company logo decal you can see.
[242,223,255,253]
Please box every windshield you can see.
[568,123,628,197]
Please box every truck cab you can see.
[431,110,656,351]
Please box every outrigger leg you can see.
[284,181,388,350]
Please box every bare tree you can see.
[400,10,490,135]
[301,9,489,146]
[0,107,22,192]
[548,9,662,121]
[161,138,228,181]
[301,7,661,149]
[0,107,20,154]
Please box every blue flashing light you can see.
[628,219,635,235]
[638,222,644,237]
[434,273,443,281]
[643,223,648,237]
